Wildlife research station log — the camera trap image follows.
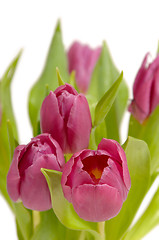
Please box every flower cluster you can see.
[2,21,159,240]
[7,42,131,222]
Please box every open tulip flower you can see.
[61,138,131,222]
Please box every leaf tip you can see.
[55,19,61,32]
[56,67,65,86]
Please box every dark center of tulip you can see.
[82,154,108,184]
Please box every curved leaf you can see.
[0,51,21,207]
[94,72,123,127]
[28,21,69,136]
[123,187,159,240]
[89,41,128,141]
[105,137,150,240]
[129,106,159,175]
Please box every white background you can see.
[0,0,159,239]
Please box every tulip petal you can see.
[20,154,60,211]
[133,53,149,94]
[149,55,159,113]
[61,150,94,202]
[67,94,92,153]
[40,91,66,151]
[72,184,123,222]
[54,83,78,96]
[68,42,101,93]
[7,145,25,202]
[34,134,65,168]
[98,138,131,190]
[129,53,159,123]
[100,159,128,200]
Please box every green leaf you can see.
[129,105,159,175]
[31,210,81,240]
[56,67,65,86]
[0,51,21,208]
[41,169,101,240]
[95,120,107,146]
[94,72,123,127]
[16,220,25,240]
[123,187,159,240]
[7,120,18,161]
[69,70,79,92]
[105,137,150,240]
[28,20,69,136]
[89,41,128,141]
[13,203,33,240]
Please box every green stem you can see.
[89,127,97,150]
[98,222,106,240]
[79,231,86,240]
[32,210,40,231]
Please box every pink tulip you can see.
[61,138,131,222]
[68,41,101,93]
[7,134,65,211]
[129,53,159,123]
[40,84,92,154]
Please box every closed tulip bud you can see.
[68,41,101,93]
[40,84,92,154]
[61,138,131,222]
[7,134,65,211]
[129,53,159,123]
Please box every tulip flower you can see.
[68,41,101,93]
[61,138,131,222]
[7,134,65,211]
[40,84,92,154]
[129,53,159,123]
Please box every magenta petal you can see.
[133,53,149,94]
[150,56,159,113]
[68,42,101,93]
[72,184,123,222]
[67,94,92,153]
[129,53,159,123]
[7,145,25,202]
[100,159,128,201]
[61,150,95,202]
[98,139,121,162]
[98,139,131,190]
[128,100,148,123]
[54,83,78,96]
[40,91,65,151]
[61,156,75,202]
[34,134,65,169]
[20,154,59,211]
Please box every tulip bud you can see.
[40,84,92,154]
[7,134,65,211]
[129,53,159,123]
[68,41,101,93]
[61,138,131,222]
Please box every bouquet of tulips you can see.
[1,21,159,240]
